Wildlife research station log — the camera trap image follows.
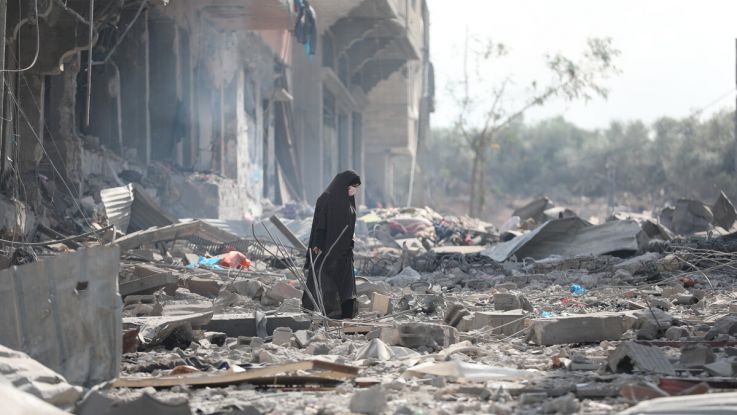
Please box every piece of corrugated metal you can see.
[100,184,178,234]
[0,245,121,386]
[100,183,134,233]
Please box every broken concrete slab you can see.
[513,197,553,224]
[120,271,178,297]
[713,314,737,336]
[618,391,737,415]
[230,279,265,299]
[444,303,472,329]
[482,217,641,262]
[613,252,662,274]
[471,310,527,336]
[262,281,302,305]
[672,199,714,235]
[76,391,191,415]
[271,327,293,346]
[608,342,676,375]
[349,384,387,415]
[0,246,121,386]
[372,322,459,351]
[0,345,82,409]
[370,292,393,316]
[713,191,737,231]
[185,277,222,298]
[528,312,634,345]
[494,292,534,312]
[0,382,71,415]
[680,343,716,367]
[203,313,310,337]
[404,360,537,383]
[124,312,213,348]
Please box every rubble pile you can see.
[2,192,737,414]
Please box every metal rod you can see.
[85,0,94,126]
[92,0,148,66]
[0,0,7,177]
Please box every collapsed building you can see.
[0,0,433,235]
[4,2,737,415]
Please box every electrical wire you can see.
[0,224,112,246]
[1,0,39,73]
[2,76,98,233]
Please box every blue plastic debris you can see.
[569,284,586,295]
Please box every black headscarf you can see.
[307,170,361,255]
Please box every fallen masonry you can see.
[3,195,737,414]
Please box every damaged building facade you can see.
[0,0,432,236]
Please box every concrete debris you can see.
[0,246,121,386]
[6,173,737,415]
[712,191,737,231]
[618,392,737,414]
[0,382,71,415]
[493,292,534,312]
[608,342,676,375]
[671,199,714,235]
[76,392,191,415]
[349,385,387,415]
[680,343,716,367]
[0,345,82,410]
[404,360,537,382]
[482,217,641,262]
[528,312,633,345]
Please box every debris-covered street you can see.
[2,1,737,414]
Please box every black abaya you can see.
[302,170,360,319]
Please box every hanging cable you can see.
[1,0,39,72]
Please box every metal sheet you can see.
[0,246,122,386]
[482,218,640,262]
[101,183,177,234]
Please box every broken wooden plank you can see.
[113,360,358,388]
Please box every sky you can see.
[428,0,737,130]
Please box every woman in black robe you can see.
[302,170,361,319]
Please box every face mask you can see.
[348,186,358,197]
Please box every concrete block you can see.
[271,327,293,346]
[231,280,265,299]
[350,385,387,415]
[444,303,471,328]
[613,252,662,274]
[472,310,526,336]
[186,277,222,298]
[371,292,393,316]
[204,313,310,337]
[680,344,716,367]
[294,330,312,348]
[528,312,632,345]
[714,314,737,335]
[665,326,690,341]
[372,322,459,351]
[264,281,302,304]
[494,292,533,312]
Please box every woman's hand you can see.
[311,246,322,256]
